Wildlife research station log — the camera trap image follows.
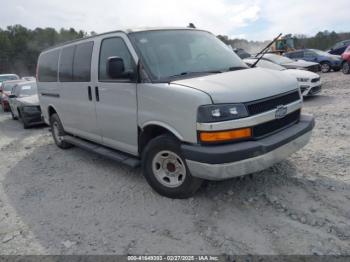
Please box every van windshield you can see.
[129,30,248,82]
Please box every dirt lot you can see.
[0,72,349,255]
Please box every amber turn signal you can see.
[199,128,252,142]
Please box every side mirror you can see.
[8,94,16,98]
[107,56,125,79]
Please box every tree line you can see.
[0,25,96,76]
[1,25,349,76]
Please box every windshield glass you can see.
[3,83,17,91]
[0,75,19,83]
[129,30,248,81]
[19,83,37,97]
[244,58,285,71]
[310,49,329,56]
[263,54,294,64]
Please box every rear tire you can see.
[142,134,203,199]
[50,113,73,149]
[320,62,331,73]
[342,62,350,74]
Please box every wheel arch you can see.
[138,122,184,154]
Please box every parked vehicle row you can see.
[284,49,342,73]
[0,75,43,129]
[258,53,321,72]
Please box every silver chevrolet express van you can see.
[37,28,314,198]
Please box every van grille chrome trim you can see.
[245,90,300,116]
[252,110,300,138]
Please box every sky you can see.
[1,0,349,41]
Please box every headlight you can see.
[297,77,309,82]
[197,103,248,123]
[22,106,40,113]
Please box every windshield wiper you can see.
[168,70,223,78]
[227,66,248,72]
[252,33,282,68]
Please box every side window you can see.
[304,50,315,58]
[286,52,296,59]
[38,50,60,82]
[99,37,135,81]
[59,45,75,82]
[73,42,94,82]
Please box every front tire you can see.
[50,113,73,149]
[320,62,331,73]
[342,62,350,74]
[142,134,203,199]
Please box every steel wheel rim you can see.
[321,63,330,72]
[152,150,186,188]
[53,122,63,143]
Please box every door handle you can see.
[87,86,92,101]
[95,86,99,102]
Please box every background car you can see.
[257,53,320,72]
[244,58,322,96]
[341,45,350,74]
[8,81,44,128]
[284,49,342,73]
[0,79,23,111]
[328,39,350,55]
[0,74,19,102]
[21,76,36,81]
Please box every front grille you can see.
[307,64,320,72]
[310,85,321,94]
[311,77,320,83]
[245,90,300,116]
[252,110,300,138]
[300,86,308,92]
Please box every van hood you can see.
[171,68,298,103]
[17,94,39,106]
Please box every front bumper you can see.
[300,83,322,96]
[22,110,44,126]
[182,114,314,180]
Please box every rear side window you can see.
[59,45,75,82]
[38,50,60,82]
[73,42,94,82]
[99,37,135,81]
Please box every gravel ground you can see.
[0,72,349,255]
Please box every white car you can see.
[244,58,322,96]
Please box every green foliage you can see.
[0,25,90,76]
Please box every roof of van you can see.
[41,27,206,52]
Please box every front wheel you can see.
[50,113,73,149]
[320,62,331,73]
[342,62,350,74]
[142,134,203,199]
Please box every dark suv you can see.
[328,39,350,55]
[285,49,342,73]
